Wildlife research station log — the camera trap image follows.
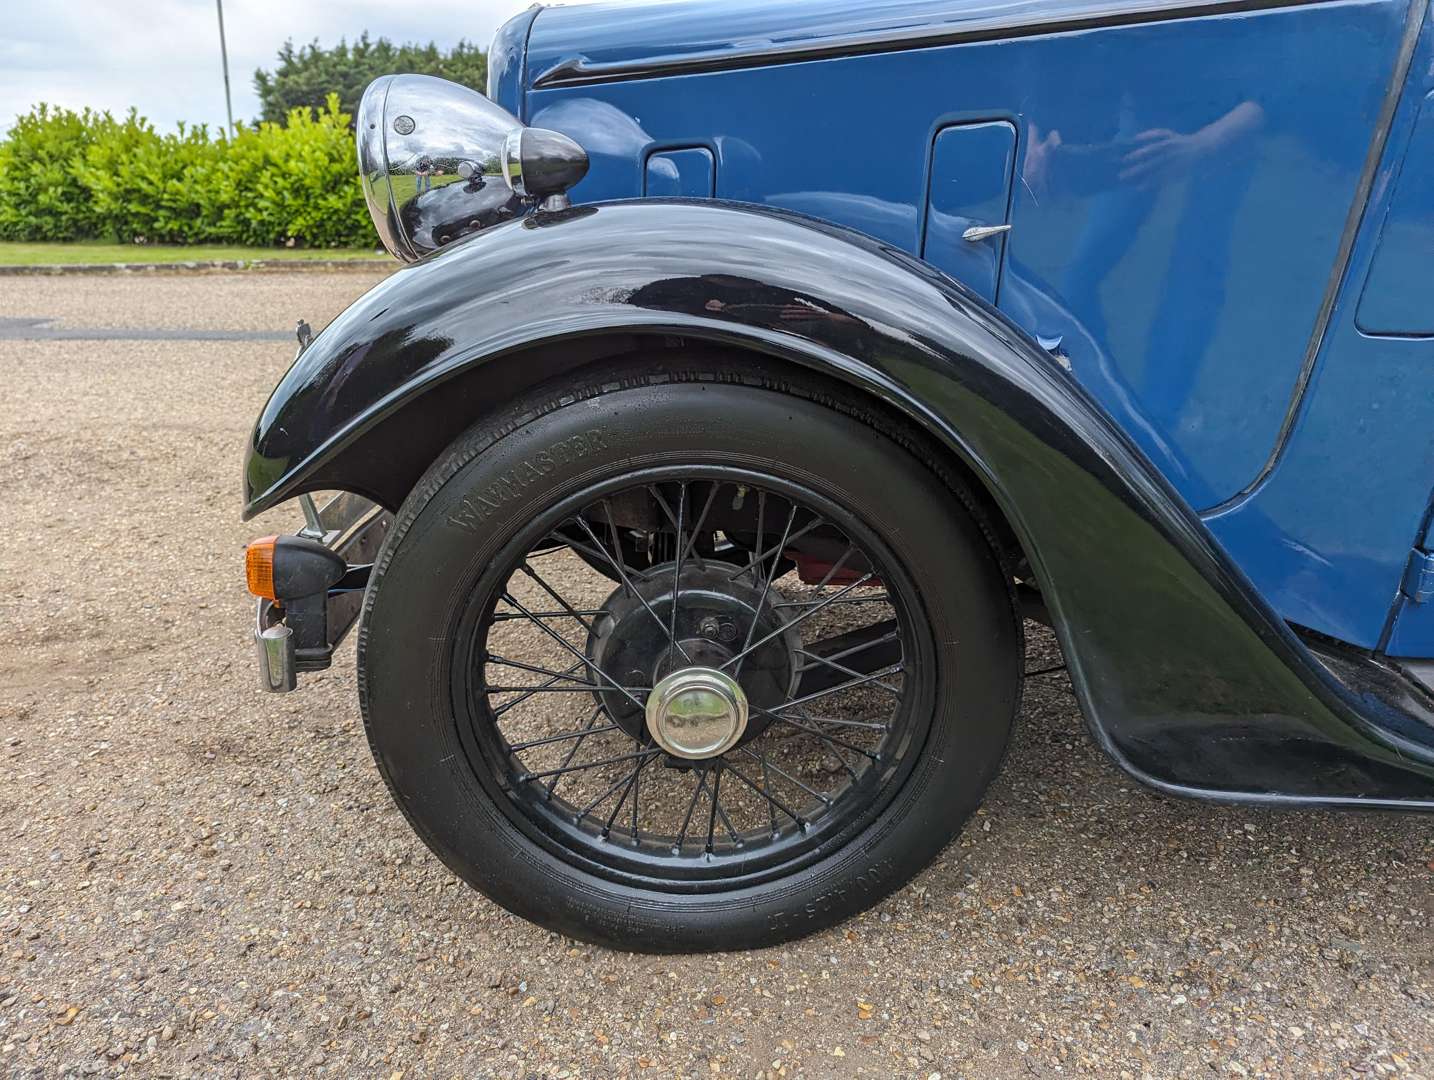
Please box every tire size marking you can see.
[446,429,610,533]
[766,857,896,932]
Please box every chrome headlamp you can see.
[356,74,589,263]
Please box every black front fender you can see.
[244,198,1434,808]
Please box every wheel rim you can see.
[451,466,937,891]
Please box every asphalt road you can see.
[0,270,1430,1079]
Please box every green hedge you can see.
[0,96,374,248]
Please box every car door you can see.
[1206,12,1434,655]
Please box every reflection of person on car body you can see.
[1027,101,1265,429]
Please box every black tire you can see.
[357,361,1021,952]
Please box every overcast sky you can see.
[0,0,570,134]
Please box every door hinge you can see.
[1402,549,1434,604]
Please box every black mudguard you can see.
[243,199,1434,809]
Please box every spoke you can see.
[800,705,861,779]
[733,498,796,678]
[486,684,624,695]
[520,745,659,783]
[491,609,607,623]
[724,759,807,827]
[772,593,890,609]
[720,573,875,672]
[723,516,825,581]
[502,592,649,714]
[508,723,623,752]
[491,660,587,718]
[710,768,742,847]
[781,714,889,731]
[768,664,902,713]
[705,766,734,852]
[755,707,879,762]
[759,752,778,836]
[524,541,572,558]
[518,563,595,632]
[794,648,903,696]
[808,543,857,594]
[651,482,688,668]
[741,746,834,806]
[545,706,603,799]
[647,482,682,534]
[629,745,643,845]
[486,653,596,686]
[674,768,710,853]
[575,758,650,824]
[603,506,636,595]
[602,756,652,837]
[542,531,640,578]
[576,513,692,664]
[680,482,720,566]
[804,627,899,666]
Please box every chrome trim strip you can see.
[1201,0,1428,516]
[532,0,1327,88]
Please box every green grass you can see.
[0,241,387,266]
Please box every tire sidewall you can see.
[358,372,1019,951]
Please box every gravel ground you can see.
[0,271,1431,1080]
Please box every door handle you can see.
[961,223,1013,242]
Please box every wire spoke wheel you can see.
[453,470,934,889]
[359,366,1020,950]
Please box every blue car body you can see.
[489,0,1434,661]
[241,0,1434,812]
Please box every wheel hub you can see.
[586,561,798,749]
[645,667,749,759]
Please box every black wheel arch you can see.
[242,198,1434,808]
[296,333,1026,573]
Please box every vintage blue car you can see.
[240,0,1434,952]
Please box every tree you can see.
[253,34,488,125]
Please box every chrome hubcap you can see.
[645,667,749,760]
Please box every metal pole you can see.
[216,0,235,135]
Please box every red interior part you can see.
[787,551,882,587]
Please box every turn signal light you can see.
[246,536,280,600]
[245,533,347,603]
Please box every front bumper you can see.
[254,493,391,693]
